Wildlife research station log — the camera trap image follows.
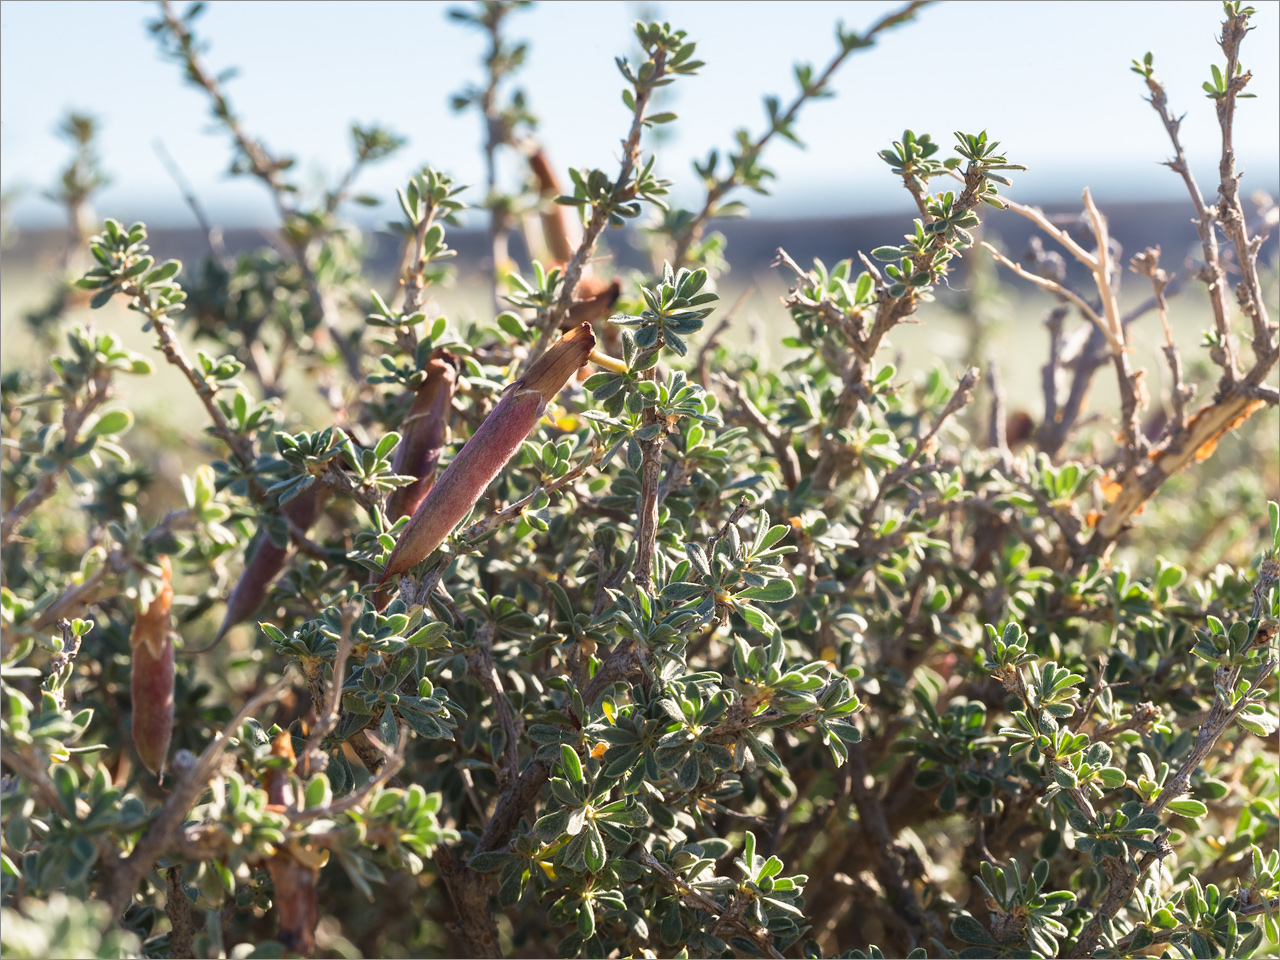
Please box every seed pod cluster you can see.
[130,555,175,777]
[379,322,595,583]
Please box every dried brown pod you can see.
[262,729,297,810]
[130,556,175,777]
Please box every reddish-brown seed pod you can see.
[263,729,297,810]
[528,150,621,333]
[385,350,459,522]
[214,486,329,643]
[378,323,596,584]
[267,851,319,956]
[130,556,175,777]
[529,148,577,265]
[566,274,621,331]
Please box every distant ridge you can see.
[5,201,1274,288]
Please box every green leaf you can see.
[661,902,683,945]
[86,409,133,438]
[951,915,998,946]
[561,743,584,783]
[1166,798,1208,819]
[736,580,796,603]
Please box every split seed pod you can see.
[386,350,459,522]
[131,555,175,777]
[379,322,595,584]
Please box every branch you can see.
[524,48,666,368]
[153,139,224,259]
[1212,9,1272,359]
[636,848,785,959]
[2,509,195,647]
[855,366,978,544]
[154,0,363,386]
[164,865,196,959]
[1131,247,1194,442]
[1138,67,1236,377]
[110,679,290,917]
[714,374,801,490]
[299,602,358,778]
[695,283,753,389]
[981,232,1121,356]
[1068,654,1277,958]
[670,0,931,269]
[633,414,664,593]
[291,727,405,823]
[116,275,266,502]
[847,745,927,952]
[1,371,110,545]
[465,624,522,788]
[1090,377,1274,546]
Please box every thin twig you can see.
[981,241,1118,355]
[714,374,801,490]
[695,284,753,388]
[466,624,522,787]
[1132,247,1194,441]
[670,0,931,269]
[985,357,1010,467]
[856,367,978,544]
[1,370,111,545]
[291,726,405,823]
[300,602,359,778]
[113,273,267,502]
[1211,11,1271,364]
[153,139,223,258]
[1138,64,1235,379]
[3,509,195,646]
[636,848,785,959]
[1068,653,1277,958]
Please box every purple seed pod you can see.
[379,322,596,584]
[385,350,459,522]
[214,486,328,643]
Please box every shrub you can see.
[1,1,1276,958]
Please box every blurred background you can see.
[2,0,1277,418]
[4,0,1279,225]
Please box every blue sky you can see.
[2,0,1278,229]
